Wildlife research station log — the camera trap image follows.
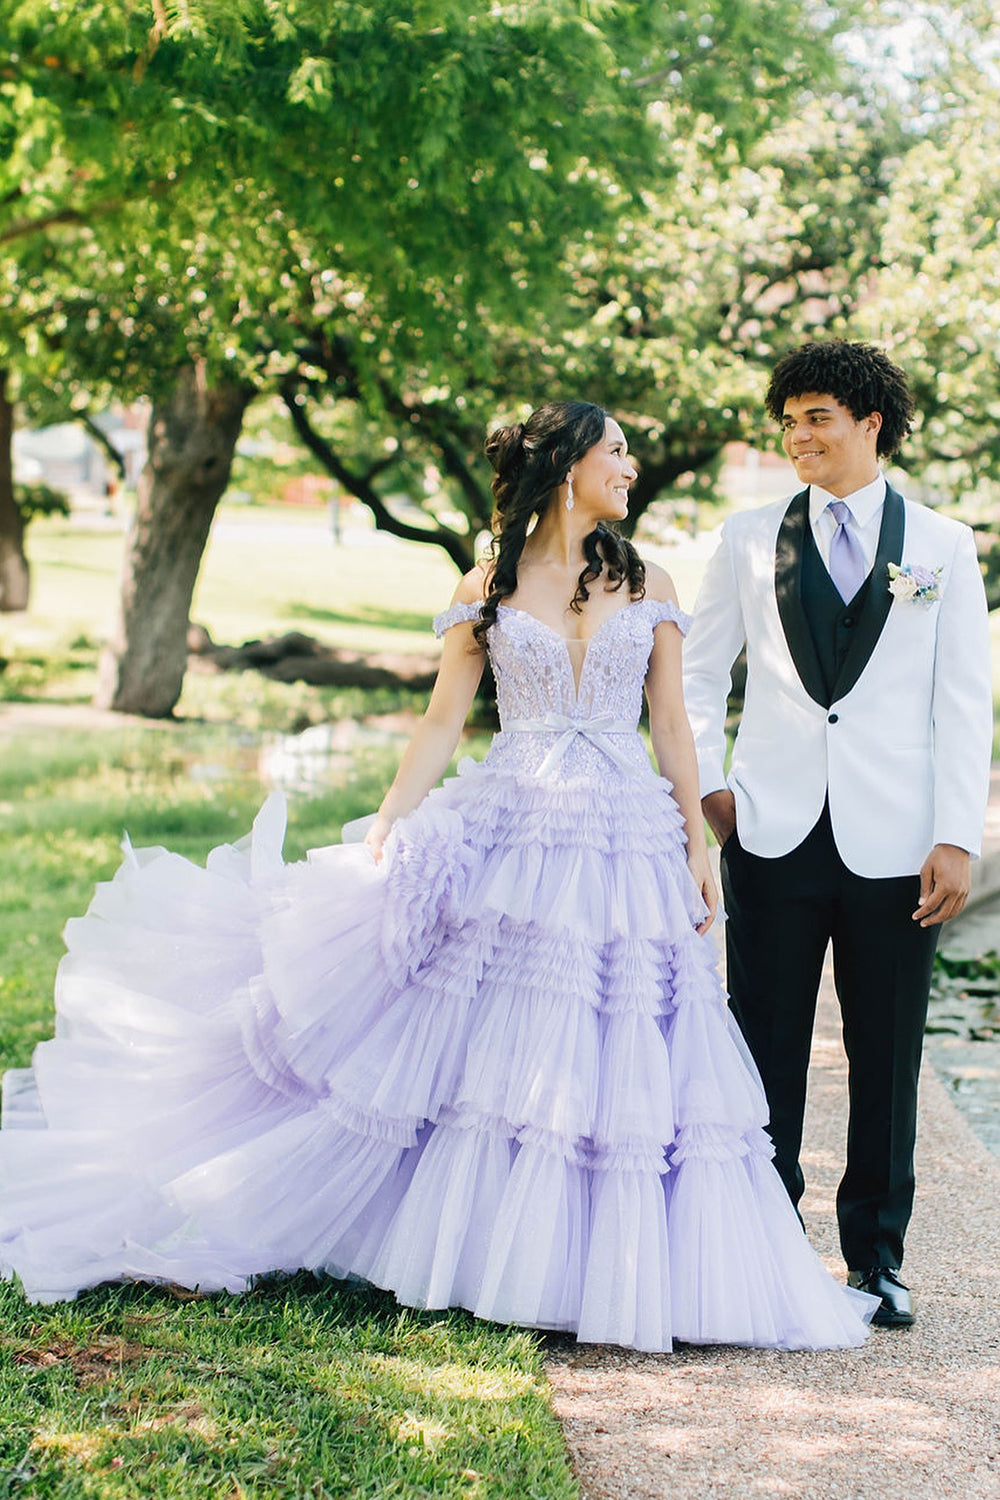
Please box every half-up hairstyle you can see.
[474,400,645,649]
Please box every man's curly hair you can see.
[765,340,915,458]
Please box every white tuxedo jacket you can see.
[682,485,994,878]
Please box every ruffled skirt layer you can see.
[0,762,876,1349]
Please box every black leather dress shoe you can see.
[848,1267,914,1327]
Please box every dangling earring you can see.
[565,473,575,511]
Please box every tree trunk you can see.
[95,365,252,716]
[0,369,30,612]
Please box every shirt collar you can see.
[809,473,886,526]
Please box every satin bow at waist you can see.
[503,712,639,777]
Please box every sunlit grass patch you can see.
[30,1427,110,1463]
[15,510,458,669]
[360,1353,537,1405]
[0,639,100,705]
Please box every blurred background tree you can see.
[0,0,263,610]
[849,1,1000,599]
[2,0,999,713]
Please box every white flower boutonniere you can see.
[887,562,942,604]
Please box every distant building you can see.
[720,441,797,506]
[13,409,147,503]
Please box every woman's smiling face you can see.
[570,418,638,522]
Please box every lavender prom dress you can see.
[0,599,877,1350]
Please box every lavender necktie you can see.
[827,501,868,602]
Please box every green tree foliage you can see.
[13,479,70,522]
[8,0,1000,660]
[8,0,802,399]
[1,1,855,624]
[277,88,894,558]
[837,2,1000,596]
[854,96,1000,500]
[0,0,269,605]
[265,0,860,561]
[277,3,1000,569]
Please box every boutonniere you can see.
[887,562,942,604]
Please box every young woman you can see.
[0,401,877,1351]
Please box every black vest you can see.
[800,522,872,707]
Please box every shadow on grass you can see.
[0,1273,575,1500]
[286,601,434,634]
[0,688,95,708]
[30,555,122,577]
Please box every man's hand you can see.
[913,844,971,927]
[701,789,737,849]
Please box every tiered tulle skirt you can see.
[0,760,876,1349]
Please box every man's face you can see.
[780,392,882,498]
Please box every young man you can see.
[682,341,993,1326]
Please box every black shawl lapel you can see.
[774,489,828,707]
[830,484,906,703]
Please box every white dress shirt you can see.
[808,473,886,576]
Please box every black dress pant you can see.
[720,806,939,1271]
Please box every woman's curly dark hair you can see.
[765,340,915,457]
[473,400,645,650]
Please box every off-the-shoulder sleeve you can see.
[646,598,693,635]
[432,600,484,637]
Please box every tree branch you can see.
[291,334,490,527]
[429,421,491,524]
[376,385,489,525]
[281,379,474,572]
[79,414,127,481]
[0,175,181,247]
[622,444,725,534]
[362,451,399,484]
[630,56,699,89]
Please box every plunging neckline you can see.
[497,600,644,696]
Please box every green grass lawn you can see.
[0,729,577,1500]
[1,509,464,729]
[13,507,460,667]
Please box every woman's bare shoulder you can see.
[453,563,490,606]
[641,559,679,605]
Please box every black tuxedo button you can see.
[828,713,839,723]
[842,615,855,627]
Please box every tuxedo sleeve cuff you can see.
[698,764,729,801]
[931,833,981,860]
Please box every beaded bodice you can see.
[433,597,691,781]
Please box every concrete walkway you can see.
[0,701,173,734]
[546,773,1000,1500]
